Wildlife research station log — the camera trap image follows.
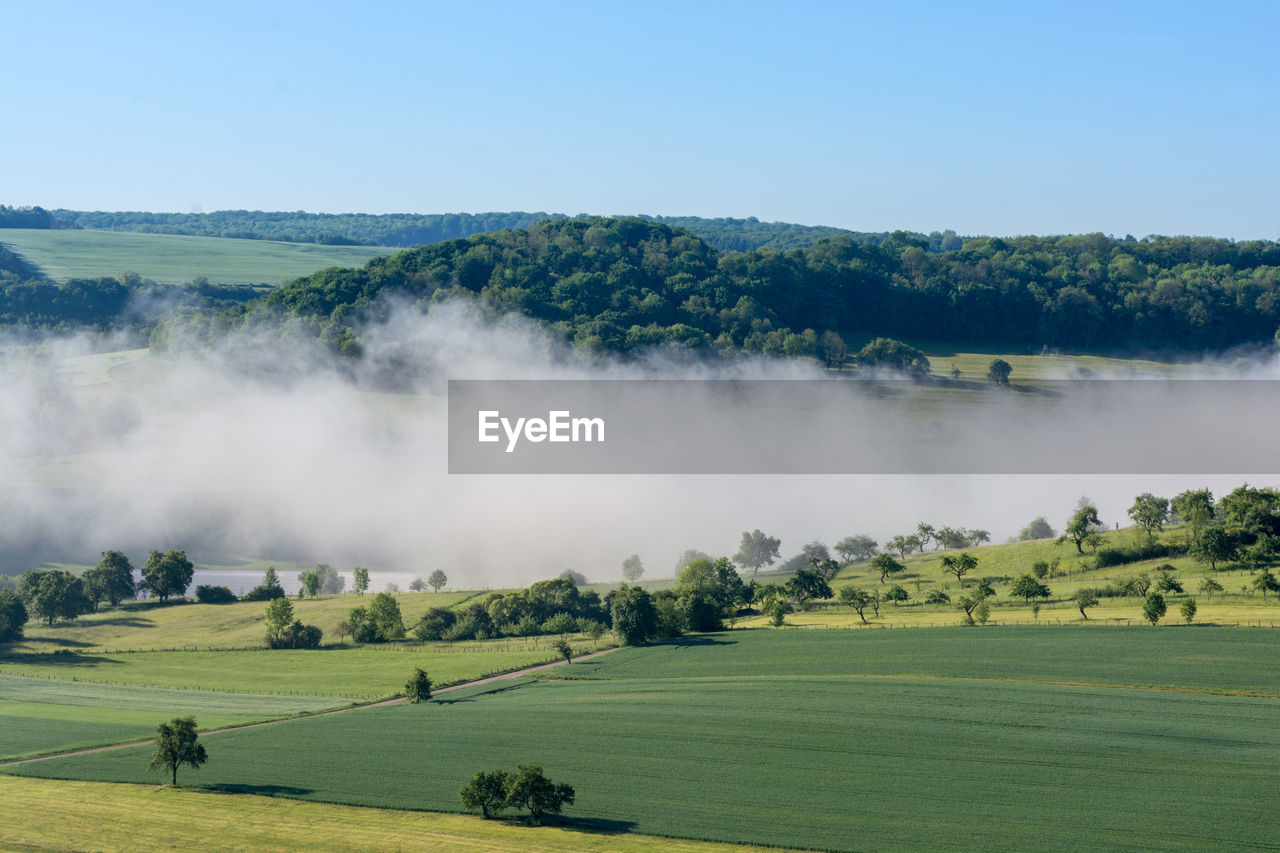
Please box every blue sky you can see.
[2,0,1276,238]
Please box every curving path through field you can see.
[0,646,621,767]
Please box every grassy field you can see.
[10,628,1279,851]
[0,228,395,285]
[0,777,793,853]
[11,590,483,653]
[0,674,345,761]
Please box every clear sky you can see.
[2,0,1277,239]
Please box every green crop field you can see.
[0,228,396,285]
[10,628,1279,851]
[0,673,345,761]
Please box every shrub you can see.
[194,585,236,604]
[1094,542,1187,569]
[413,607,457,641]
[541,612,578,635]
[268,620,323,649]
[242,584,284,602]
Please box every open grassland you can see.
[0,777,791,853]
[10,628,1279,852]
[0,228,395,285]
[0,674,345,761]
[12,590,481,653]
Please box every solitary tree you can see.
[987,358,1012,385]
[263,597,294,643]
[1252,568,1280,599]
[886,535,918,559]
[839,587,875,624]
[1059,505,1102,554]
[1143,591,1167,626]
[870,554,905,584]
[924,589,951,607]
[552,637,573,663]
[883,584,910,606]
[353,567,370,596]
[315,564,345,594]
[941,552,978,585]
[1180,598,1197,625]
[1128,493,1170,543]
[620,554,644,582]
[299,569,320,599]
[504,765,575,824]
[734,530,781,575]
[405,668,432,702]
[1072,588,1099,620]
[916,523,936,551]
[148,716,207,786]
[140,550,195,602]
[459,769,512,818]
[1198,577,1224,598]
[427,569,448,593]
[1019,517,1056,541]
[1010,574,1051,605]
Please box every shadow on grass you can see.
[0,651,123,667]
[663,634,736,649]
[19,636,97,648]
[75,615,154,628]
[432,681,531,705]
[204,783,314,797]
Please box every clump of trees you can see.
[242,567,285,601]
[459,765,575,824]
[343,593,405,643]
[263,598,322,649]
[0,590,28,643]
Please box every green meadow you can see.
[0,228,395,285]
[10,628,1279,851]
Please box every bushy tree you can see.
[674,557,745,630]
[1128,493,1170,543]
[941,552,978,584]
[140,550,194,602]
[620,554,644,582]
[0,590,28,643]
[987,358,1012,385]
[405,668,432,702]
[428,569,448,592]
[459,769,512,819]
[353,566,370,596]
[315,563,345,594]
[1198,577,1224,598]
[504,765,575,824]
[1180,598,1197,624]
[1189,527,1238,571]
[785,565,834,609]
[1010,574,1051,604]
[1143,591,1167,626]
[242,566,285,601]
[368,592,405,640]
[552,638,573,663]
[610,585,657,646]
[1072,588,1099,619]
[1059,505,1102,554]
[883,584,910,605]
[1019,517,1056,541]
[924,589,951,607]
[834,535,877,563]
[408,577,427,591]
[195,585,236,604]
[1251,568,1280,599]
[1171,488,1215,537]
[264,598,294,640]
[299,569,320,598]
[22,570,91,626]
[855,337,931,376]
[870,553,905,584]
[734,530,781,575]
[83,551,135,608]
[148,716,207,786]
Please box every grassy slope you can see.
[9,628,1279,852]
[0,228,395,285]
[0,777,791,853]
[739,525,1280,630]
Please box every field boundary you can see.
[0,646,620,768]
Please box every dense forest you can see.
[26,207,882,253]
[160,217,1280,358]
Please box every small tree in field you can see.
[148,716,206,786]
[353,567,370,596]
[840,587,875,624]
[1180,598,1197,625]
[552,637,573,663]
[1198,577,1224,598]
[871,554,905,584]
[405,668,432,702]
[428,569,448,593]
[1143,592,1167,626]
[987,358,1012,385]
[1072,588,1099,620]
[460,769,512,819]
[941,552,978,585]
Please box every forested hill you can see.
[177,217,1280,357]
[40,208,885,253]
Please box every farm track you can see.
[0,646,620,767]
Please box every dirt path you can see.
[1,646,621,767]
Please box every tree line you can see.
[161,217,1280,362]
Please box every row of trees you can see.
[167,218,1280,363]
[7,550,191,630]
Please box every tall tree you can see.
[353,567,370,596]
[1128,493,1170,542]
[148,717,207,786]
[734,530,781,575]
[86,551,135,607]
[140,550,194,602]
[610,585,657,646]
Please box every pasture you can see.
[0,228,395,285]
[9,628,1279,851]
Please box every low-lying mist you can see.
[1,300,1277,585]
